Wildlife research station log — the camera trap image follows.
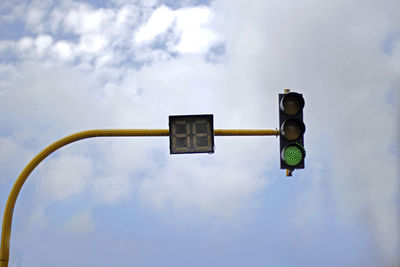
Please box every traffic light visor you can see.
[280,92,305,116]
[281,118,305,141]
[281,143,306,167]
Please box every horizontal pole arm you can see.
[214,129,279,136]
[1,127,278,266]
[90,129,279,136]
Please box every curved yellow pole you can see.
[0,129,168,267]
[0,128,278,267]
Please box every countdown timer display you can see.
[169,115,214,154]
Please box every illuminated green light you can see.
[282,145,304,166]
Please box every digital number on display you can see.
[169,115,214,154]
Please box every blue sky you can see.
[0,0,399,266]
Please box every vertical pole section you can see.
[0,129,169,267]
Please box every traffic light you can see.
[279,92,306,171]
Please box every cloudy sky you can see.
[0,0,399,266]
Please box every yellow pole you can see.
[215,129,278,136]
[0,128,278,266]
[0,129,168,267]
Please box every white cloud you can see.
[93,175,132,204]
[24,0,55,33]
[115,4,139,28]
[139,134,273,220]
[48,8,65,33]
[0,3,27,24]
[37,154,93,201]
[140,157,267,219]
[63,209,96,233]
[135,5,220,54]
[0,137,33,184]
[28,207,48,229]
[64,4,115,35]
[34,35,53,55]
[0,137,20,163]
[52,40,75,61]
[26,7,45,28]
[4,3,140,67]
[77,33,108,54]
[17,37,34,51]
[2,2,219,69]
[135,5,175,43]
[173,6,218,53]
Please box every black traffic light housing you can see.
[279,92,306,170]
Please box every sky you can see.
[0,0,399,266]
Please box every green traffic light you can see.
[282,144,305,166]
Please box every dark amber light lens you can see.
[280,93,305,116]
[281,119,305,141]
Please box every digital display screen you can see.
[169,115,214,154]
